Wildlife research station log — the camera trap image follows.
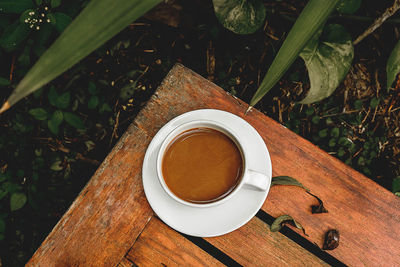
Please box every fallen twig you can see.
[354,0,400,45]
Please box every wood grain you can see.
[126,216,223,267]
[116,257,135,267]
[27,125,154,266]
[134,64,400,266]
[205,217,329,266]
[29,63,400,266]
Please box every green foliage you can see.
[47,109,63,134]
[393,177,400,194]
[285,94,384,178]
[386,39,400,90]
[63,112,84,129]
[28,107,47,120]
[3,0,162,112]
[213,0,266,34]
[10,192,27,211]
[0,76,10,86]
[299,24,353,104]
[249,0,340,107]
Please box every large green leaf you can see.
[0,0,35,14]
[387,39,400,90]
[213,0,266,34]
[249,0,340,107]
[0,0,162,113]
[299,24,353,104]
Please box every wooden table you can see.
[27,64,400,266]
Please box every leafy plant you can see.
[0,0,76,55]
[299,24,353,104]
[213,0,266,34]
[0,0,162,113]
[387,39,400,90]
[249,0,340,107]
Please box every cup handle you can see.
[243,170,270,191]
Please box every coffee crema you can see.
[162,127,243,203]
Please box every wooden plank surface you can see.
[116,257,135,267]
[205,217,329,266]
[27,126,154,266]
[134,64,400,266]
[28,63,400,266]
[125,217,223,266]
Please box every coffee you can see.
[161,127,243,204]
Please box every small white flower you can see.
[41,13,45,17]
[44,6,49,11]
[24,19,28,23]
[39,19,42,22]
[36,26,40,30]
[47,19,51,23]
[30,24,34,28]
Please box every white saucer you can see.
[142,109,272,237]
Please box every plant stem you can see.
[354,0,400,45]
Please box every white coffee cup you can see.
[157,120,270,208]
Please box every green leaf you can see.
[271,176,309,191]
[1,0,162,113]
[48,86,58,106]
[212,0,266,34]
[50,160,63,171]
[88,95,99,109]
[119,81,137,101]
[387,40,400,90]
[29,108,47,120]
[393,177,400,193]
[88,81,98,95]
[99,103,112,114]
[370,97,379,109]
[47,110,63,134]
[0,76,10,86]
[10,192,27,211]
[354,99,363,110]
[331,127,340,138]
[0,0,35,14]
[50,0,61,8]
[299,24,353,104]
[0,22,31,52]
[311,116,320,124]
[319,128,328,138]
[56,91,70,109]
[64,112,84,129]
[53,12,72,32]
[249,0,340,107]
[329,138,336,147]
[35,22,53,46]
[19,8,34,23]
[336,0,362,14]
[270,215,307,235]
[46,13,56,26]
